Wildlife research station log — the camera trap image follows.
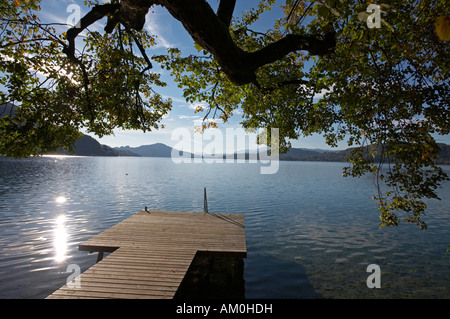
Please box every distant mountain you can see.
[49,134,119,157]
[4,101,449,164]
[115,148,141,157]
[44,134,450,165]
[280,144,450,165]
[279,148,328,161]
[114,143,192,158]
[436,143,450,165]
[73,135,118,156]
[0,102,17,118]
[280,147,359,162]
[116,142,450,164]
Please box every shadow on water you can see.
[175,254,246,299]
[245,254,324,299]
[174,253,323,299]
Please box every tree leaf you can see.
[318,6,330,19]
[357,11,369,22]
[435,15,450,41]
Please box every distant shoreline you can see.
[2,133,447,165]
[46,134,450,166]
[3,154,450,168]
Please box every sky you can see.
[20,1,450,152]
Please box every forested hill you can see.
[280,144,450,165]
[46,135,118,156]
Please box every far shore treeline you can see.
[45,134,450,165]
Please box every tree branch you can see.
[159,0,336,85]
[61,4,120,122]
[251,31,336,68]
[64,3,120,59]
[254,78,310,93]
[129,31,153,73]
[63,0,336,86]
[217,0,236,26]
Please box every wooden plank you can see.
[84,268,186,280]
[47,288,174,299]
[56,281,180,293]
[48,248,189,299]
[79,274,184,285]
[80,241,246,250]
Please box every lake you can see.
[0,156,449,298]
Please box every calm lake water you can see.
[0,156,449,299]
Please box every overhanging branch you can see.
[253,78,310,93]
[159,0,336,85]
[63,3,120,59]
[251,32,336,68]
[217,0,236,26]
[63,0,336,86]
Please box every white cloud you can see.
[145,10,175,49]
[193,117,220,125]
[162,95,187,104]
[40,10,68,25]
[178,115,201,120]
[313,88,331,99]
[297,84,334,100]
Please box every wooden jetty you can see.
[47,210,246,299]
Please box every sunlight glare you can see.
[54,215,68,262]
[55,196,67,204]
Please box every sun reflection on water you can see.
[55,196,67,204]
[54,215,67,262]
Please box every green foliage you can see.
[159,0,449,229]
[307,0,450,229]
[1,0,171,156]
[1,0,449,229]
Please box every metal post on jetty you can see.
[204,187,208,214]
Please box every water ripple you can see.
[0,157,449,298]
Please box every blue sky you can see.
[27,1,450,151]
